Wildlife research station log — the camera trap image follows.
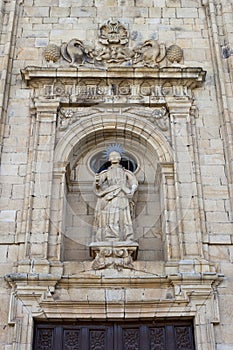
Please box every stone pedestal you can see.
[89,241,139,270]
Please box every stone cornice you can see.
[5,272,61,286]
[21,66,206,88]
[4,271,223,323]
[5,271,223,290]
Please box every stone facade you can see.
[0,0,233,349]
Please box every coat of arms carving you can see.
[43,19,183,68]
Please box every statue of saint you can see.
[93,150,138,242]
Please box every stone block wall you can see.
[0,0,233,349]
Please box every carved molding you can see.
[22,66,206,83]
[21,66,205,139]
[128,106,169,131]
[5,261,222,350]
[5,271,223,320]
[21,66,206,106]
[58,106,169,132]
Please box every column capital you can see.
[34,99,60,113]
[165,98,193,115]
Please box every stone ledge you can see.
[4,270,223,289]
[21,66,206,87]
[5,272,61,284]
[205,234,233,245]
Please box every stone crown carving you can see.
[99,19,129,46]
[44,19,183,68]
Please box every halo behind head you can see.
[103,143,125,160]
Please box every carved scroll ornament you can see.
[58,106,169,133]
[89,242,138,271]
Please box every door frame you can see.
[33,319,195,350]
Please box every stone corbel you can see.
[5,273,61,324]
[168,272,224,304]
[89,241,139,270]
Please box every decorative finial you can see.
[44,44,61,62]
[166,44,183,64]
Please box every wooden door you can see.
[34,320,195,350]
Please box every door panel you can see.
[122,327,140,350]
[34,320,195,350]
[174,325,195,350]
[63,328,80,350]
[34,325,55,350]
[149,327,166,350]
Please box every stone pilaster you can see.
[47,162,68,261]
[23,100,60,261]
[157,162,181,261]
[166,98,204,259]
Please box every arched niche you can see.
[52,114,174,263]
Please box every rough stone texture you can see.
[0,0,233,349]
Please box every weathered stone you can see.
[0,0,233,348]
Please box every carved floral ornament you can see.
[58,106,168,131]
[43,19,183,68]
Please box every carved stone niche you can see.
[89,241,139,270]
[20,65,207,269]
